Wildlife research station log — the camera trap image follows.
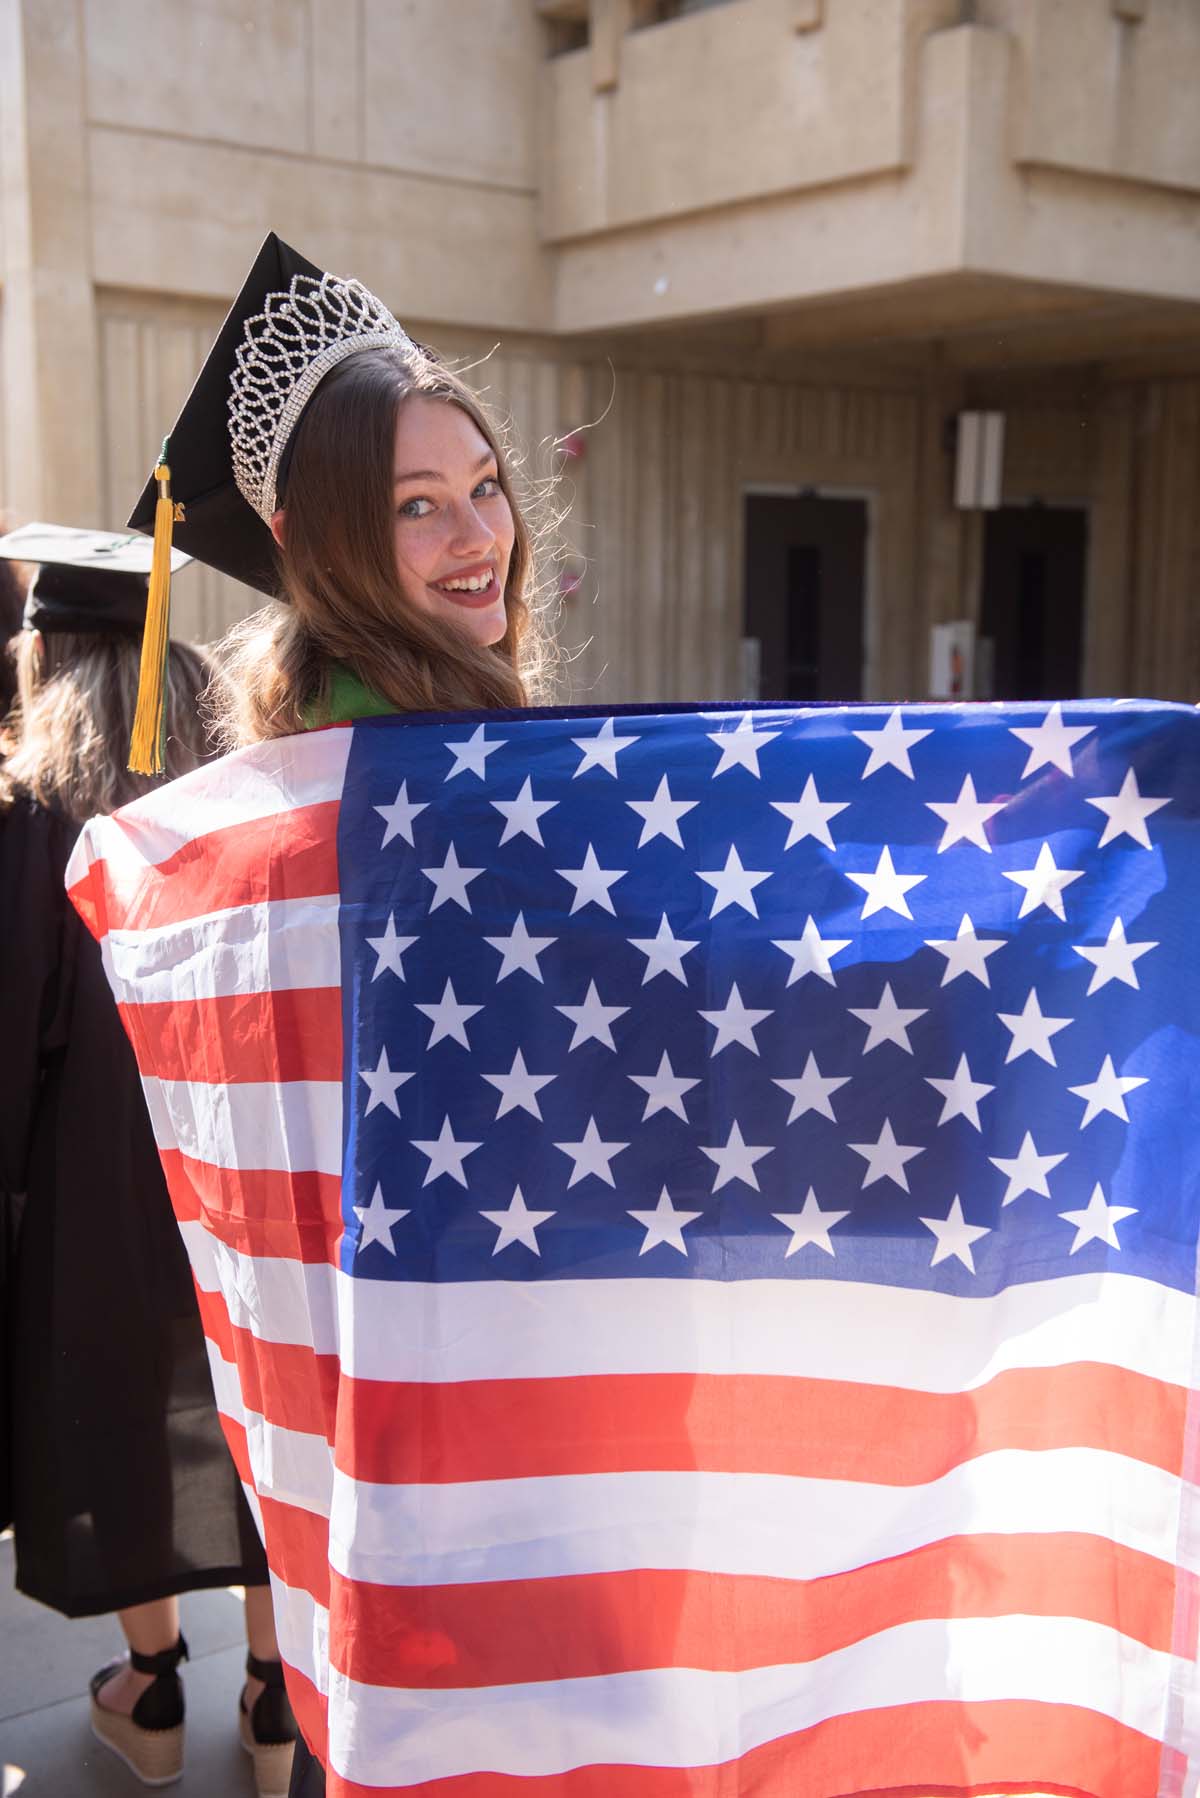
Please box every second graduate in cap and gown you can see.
[0,526,295,1796]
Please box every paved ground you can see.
[1,1533,262,1796]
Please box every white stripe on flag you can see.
[336,1266,1191,1390]
[316,1613,1171,1785]
[182,1237,1195,1389]
[328,1449,1192,1588]
[142,1075,342,1176]
[103,894,342,1004]
[182,1223,341,1354]
[66,726,352,887]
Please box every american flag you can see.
[67,698,1200,1798]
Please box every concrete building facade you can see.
[1,0,1199,703]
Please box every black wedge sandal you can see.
[89,1633,188,1787]
[238,1652,298,1798]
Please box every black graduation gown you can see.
[0,796,268,1616]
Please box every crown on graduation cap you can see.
[229,271,416,524]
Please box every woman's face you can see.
[391,395,514,647]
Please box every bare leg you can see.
[94,1595,180,1715]
[242,1583,279,1709]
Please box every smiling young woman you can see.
[208,341,551,750]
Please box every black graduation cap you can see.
[0,523,190,636]
[123,232,414,773]
[127,234,324,598]
[127,232,416,598]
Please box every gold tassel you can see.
[128,440,180,776]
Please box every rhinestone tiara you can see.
[228,270,417,523]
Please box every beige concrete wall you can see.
[80,0,550,333]
[541,0,960,241]
[985,0,1200,194]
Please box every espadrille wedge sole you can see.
[89,1700,183,1787]
[87,1632,188,1789]
[239,1702,296,1797]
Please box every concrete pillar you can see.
[0,0,102,525]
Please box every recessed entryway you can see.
[742,493,867,702]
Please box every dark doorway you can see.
[743,493,867,701]
[980,505,1087,700]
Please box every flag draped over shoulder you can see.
[67,698,1200,1798]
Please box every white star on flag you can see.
[628,1051,700,1121]
[846,845,926,920]
[1059,1184,1137,1253]
[556,844,627,915]
[1003,842,1084,920]
[627,913,699,985]
[484,911,555,982]
[773,1052,850,1123]
[771,915,851,987]
[571,716,639,777]
[699,1121,773,1192]
[989,1132,1067,1205]
[480,1187,555,1255]
[1072,916,1157,994]
[1009,702,1093,779]
[698,983,773,1056]
[411,1116,482,1187]
[422,843,485,912]
[1086,768,1169,849]
[925,1053,994,1130]
[848,982,927,1054]
[353,1183,409,1251]
[491,777,558,845]
[771,775,849,851]
[444,723,505,780]
[365,914,417,982]
[772,1188,849,1258]
[481,1048,556,1119]
[920,1196,991,1272]
[554,1117,629,1187]
[1068,1054,1148,1128]
[627,1188,702,1256]
[997,988,1072,1065]
[374,779,428,847]
[359,1047,414,1116]
[925,913,1005,987]
[706,712,780,777]
[415,979,483,1049]
[849,1118,924,1191]
[697,845,772,918]
[925,774,1005,852]
[626,776,698,847]
[852,707,932,779]
[556,980,628,1051]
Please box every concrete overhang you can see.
[548,22,1200,361]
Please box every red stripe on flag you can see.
[329,1534,1185,1690]
[70,800,340,933]
[161,1149,344,1264]
[258,1492,333,1609]
[340,1362,1187,1484]
[120,986,342,1085]
[322,1699,1170,1798]
[281,1661,328,1775]
[194,1287,339,1443]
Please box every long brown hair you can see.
[209,347,555,749]
[0,630,212,823]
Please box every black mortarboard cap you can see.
[127,233,415,598]
[0,523,190,636]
